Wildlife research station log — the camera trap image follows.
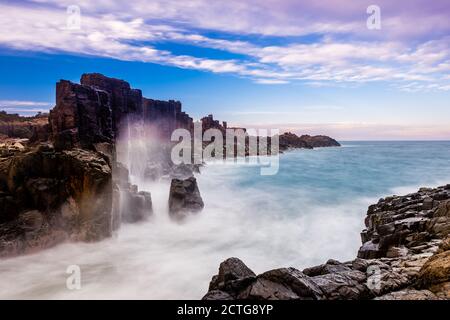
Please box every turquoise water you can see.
[224,141,450,207]
[0,141,449,299]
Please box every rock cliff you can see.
[0,144,112,257]
[0,73,340,258]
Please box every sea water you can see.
[0,141,449,299]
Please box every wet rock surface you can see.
[168,177,204,219]
[0,144,113,257]
[203,185,450,300]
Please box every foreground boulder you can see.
[203,258,325,300]
[0,144,113,257]
[168,177,204,219]
[203,185,450,300]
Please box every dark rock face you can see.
[143,98,193,140]
[111,162,152,225]
[311,269,369,300]
[168,177,204,218]
[201,114,227,134]
[49,80,114,150]
[121,189,153,223]
[204,259,324,300]
[358,186,450,259]
[209,257,256,290]
[203,185,450,300]
[277,132,340,151]
[278,132,312,150]
[0,144,112,257]
[299,135,340,148]
[50,73,194,151]
[80,73,142,136]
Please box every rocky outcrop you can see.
[278,132,312,150]
[199,116,340,155]
[201,114,227,134]
[203,185,450,300]
[143,98,193,140]
[299,134,341,148]
[0,111,49,142]
[168,177,204,219]
[49,80,114,150]
[1,73,340,258]
[80,73,143,137]
[0,144,113,257]
[358,185,450,259]
[278,132,340,151]
[50,73,194,151]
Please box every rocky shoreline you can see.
[0,73,340,258]
[203,185,450,300]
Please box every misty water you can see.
[0,141,449,299]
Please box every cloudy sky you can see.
[0,0,449,139]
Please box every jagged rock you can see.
[278,132,312,150]
[386,246,409,258]
[121,190,152,223]
[206,258,257,299]
[49,80,114,150]
[371,265,412,296]
[374,289,439,300]
[237,277,301,300]
[209,266,324,300]
[422,197,434,210]
[303,259,352,276]
[0,144,112,257]
[50,73,194,153]
[255,268,324,300]
[143,98,192,140]
[358,240,381,259]
[202,290,234,300]
[209,257,256,290]
[298,134,341,148]
[351,258,370,272]
[427,200,450,237]
[417,251,450,289]
[168,177,204,218]
[206,260,325,300]
[311,270,369,300]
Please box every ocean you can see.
[0,141,449,299]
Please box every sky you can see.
[0,0,449,140]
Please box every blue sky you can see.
[0,0,449,140]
